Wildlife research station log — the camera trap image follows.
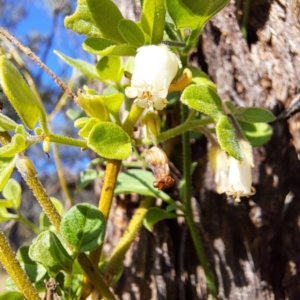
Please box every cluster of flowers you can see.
[126,44,255,200]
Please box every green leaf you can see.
[78,117,101,139]
[143,207,177,232]
[60,203,106,254]
[76,170,104,191]
[141,0,166,44]
[0,56,45,130]
[3,178,21,209]
[101,93,124,124]
[16,246,48,290]
[64,0,102,37]
[0,157,16,192]
[83,38,136,56]
[166,0,229,31]
[118,20,145,47]
[180,84,225,119]
[86,0,125,43]
[189,66,217,92]
[216,115,242,160]
[29,231,73,277]
[0,113,18,132]
[238,121,273,147]
[234,107,276,123]
[87,122,132,159]
[77,91,110,121]
[0,292,24,300]
[0,207,18,222]
[114,169,175,204]
[54,51,100,80]
[96,56,123,83]
[0,135,26,158]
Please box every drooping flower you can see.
[226,140,255,201]
[208,144,229,194]
[125,44,181,111]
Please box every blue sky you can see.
[1,2,94,175]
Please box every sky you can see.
[1,1,93,175]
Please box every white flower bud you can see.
[226,140,255,201]
[208,144,229,194]
[125,44,181,111]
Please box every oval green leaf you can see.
[16,246,48,288]
[64,0,102,37]
[87,122,132,159]
[0,157,16,192]
[118,20,145,47]
[0,134,26,158]
[54,51,100,80]
[77,91,109,121]
[238,121,273,147]
[86,0,125,43]
[181,84,225,119]
[141,0,166,44]
[0,113,18,132]
[234,107,276,123]
[83,38,136,56]
[216,115,242,160]
[29,231,73,277]
[3,178,21,209]
[114,169,175,204]
[60,203,106,254]
[0,56,45,130]
[96,56,123,84]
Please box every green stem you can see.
[104,197,154,280]
[181,104,217,297]
[49,133,87,148]
[0,229,41,300]
[51,125,74,207]
[157,117,213,143]
[89,104,144,268]
[17,210,41,235]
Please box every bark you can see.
[106,1,300,299]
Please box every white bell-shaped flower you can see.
[125,44,181,111]
[226,140,255,201]
[208,144,229,194]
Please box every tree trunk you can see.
[108,1,300,299]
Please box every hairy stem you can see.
[104,197,155,280]
[0,27,77,102]
[0,229,41,300]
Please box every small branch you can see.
[0,229,41,300]
[0,27,77,102]
[104,197,155,280]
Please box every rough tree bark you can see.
[105,1,300,299]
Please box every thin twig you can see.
[0,27,77,102]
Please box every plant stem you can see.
[0,229,41,300]
[49,133,87,148]
[16,154,62,232]
[77,253,116,300]
[51,125,74,207]
[157,118,213,143]
[17,210,41,235]
[181,104,217,297]
[104,197,154,280]
[16,154,115,299]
